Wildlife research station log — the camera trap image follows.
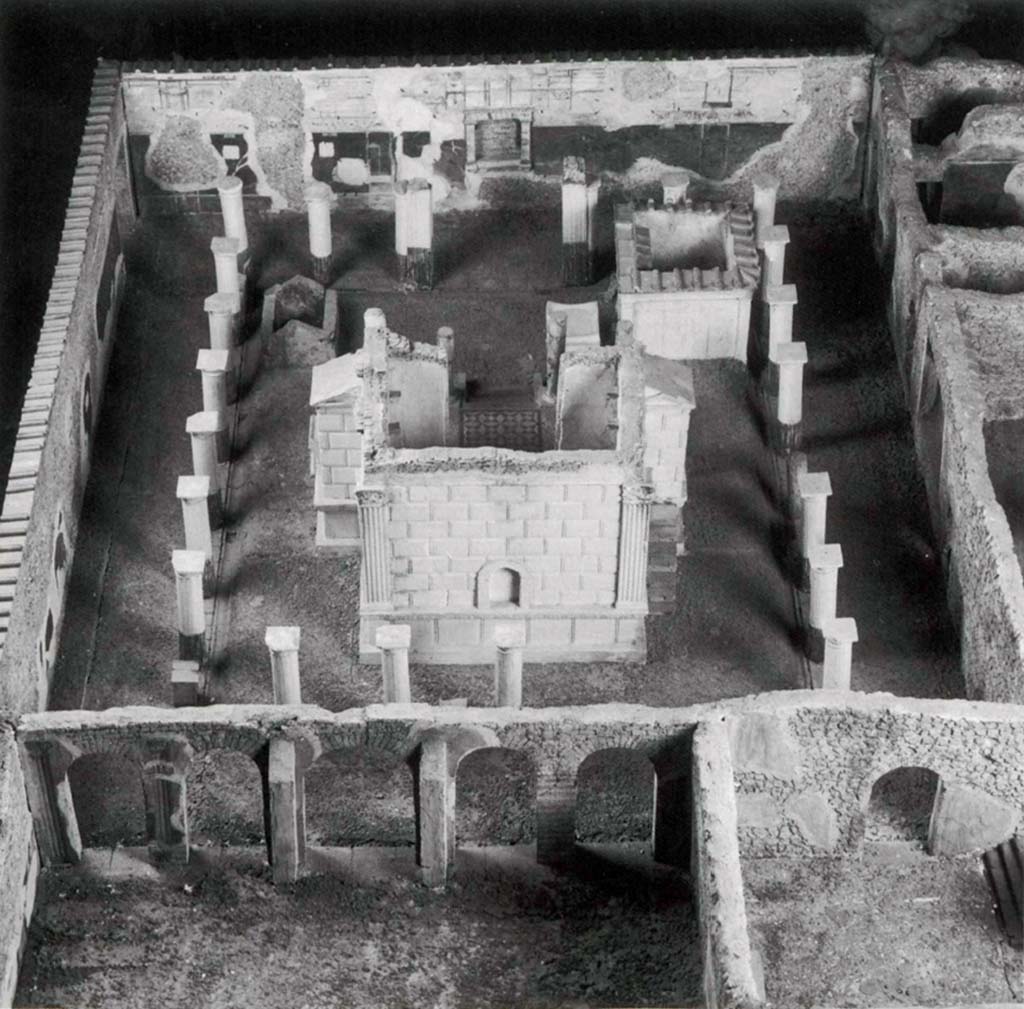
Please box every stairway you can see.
[982,834,1023,949]
[647,503,682,616]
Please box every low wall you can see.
[0,60,135,714]
[915,290,1024,703]
[0,721,37,1009]
[692,718,762,1009]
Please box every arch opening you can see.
[187,748,265,849]
[455,747,536,848]
[865,766,940,848]
[69,751,147,848]
[575,748,656,853]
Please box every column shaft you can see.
[377,624,412,703]
[142,764,189,861]
[416,736,454,886]
[616,486,652,608]
[217,175,248,256]
[22,745,82,865]
[268,738,305,883]
[266,626,302,704]
[357,489,392,608]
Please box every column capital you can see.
[356,486,389,509]
[770,341,808,366]
[177,474,212,500]
[376,623,411,650]
[797,471,832,500]
[822,617,858,644]
[494,622,527,649]
[265,626,301,652]
[211,236,240,256]
[217,174,243,196]
[196,348,231,372]
[764,283,798,306]
[760,224,790,247]
[622,482,655,506]
[204,291,241,315]
[808,543,844,571]
[303,180,333,205]
[186,410,225,435]
[172,549,207,576]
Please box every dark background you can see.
[1,0,1023,495]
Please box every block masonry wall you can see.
[0,60,134,714]
[0,723,37,1009]
[119,54,871,211]
[360,471,648,663]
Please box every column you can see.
[393,181,409,256]
[494,623,525,707]
[376,623,412,703]
[364,307,388,364]
[304,180,333,284]
[436,325,455,363]
[808,544,843,630]
[562,156,591,286]
[204,292,241,352]
[416,734,454,886]
[216,175,248,259]
[765,283,798,356]
[760,224,790,287]
[176,474,213,594]
[403,179,433,289]
[268,737,305,883]
[265,626,302,704]
[186,411,226,525]
[615,484,653,609]
[768,341,808,453]
[752,173,779,245]
[21,743,82,865]
[661,171,689,206]
[357,488,392,610]
[211,236,242,295]
[821,617,858,690]
[797,471,832,558]
[196,349,231,459]
[536,764,575,865]
[141,744,189,861]
[172,549,206,661]
[545,310,567,402]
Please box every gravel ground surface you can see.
[16,848,701,1009]
[743,849,1023,1007]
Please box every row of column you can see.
[374,623,525,706]
[756,181,858,689]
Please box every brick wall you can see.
[387,479,621,610]
[645,404,690,504]
[314,401,362,503]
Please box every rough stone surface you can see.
[274,275,325,329]
[728,712,799,779]
[928,780,1020,855]
[266,319,333,369]
[785,789,838,852]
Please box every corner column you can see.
[807,543,844,662]
[377,623,412,703]
[765,284,797,356]
[196,349,231,458]
[304,180,334,285]
[615,483,653,609]
[268,737,306,883]
[187,410,226,525]
[172,549,206,661]
[266,626,302,704]
[176,475,213,594]
[357,488,392,610]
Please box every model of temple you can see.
[0,37,1023,1009]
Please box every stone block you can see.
[729,713,798,779]
[469,502,508,522]
[566,483,605,502]
[527,485,566,503]
[929,781,1020,856]
[437,619,481,647]
[785,791,837,851]
[428,539,469,557]
[573,618,616,644]
[487,485,528,502]
[547,501,585,521]
[527,619,573,646]
[508,538,545,555]
[736,793,782,829]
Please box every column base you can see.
[402,248,434,290]
[171,660,201,706]
[311,254,332,286]
[562,242,593,287]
